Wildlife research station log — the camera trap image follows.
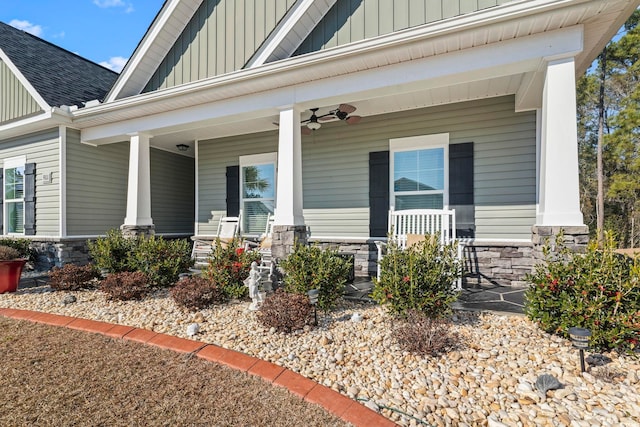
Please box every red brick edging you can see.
[0,307,396,426]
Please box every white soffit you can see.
[105,0,202,102]
[246,0,337,68]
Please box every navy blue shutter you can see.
[226,165,240,217]
[24,163,36,235]
[369,151,390,237]
[0,168,3,235]
[449,142,474,238]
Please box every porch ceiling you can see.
[73,0,638,157]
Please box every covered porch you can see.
[74,6,598,284]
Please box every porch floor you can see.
[343,277,526,315]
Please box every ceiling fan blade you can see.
[318,115,337,122]
[345,115,362,124]
[301,126,312,135]
[338,104,356,114]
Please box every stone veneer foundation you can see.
[29,225,589,287]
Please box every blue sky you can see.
[0,0,165,72]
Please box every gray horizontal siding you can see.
[150,149,195,234]
[197,96,536,240]
[198,133,278,235]
[0,60,42,124]
[66,130,128,236]
[144,0,296,92]
[295,0,514,56]
[0,128,60,236]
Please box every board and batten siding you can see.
[144,0,296,92]
[150,149,195,234]
[0,60,42,124]
[197,96,536,240]
[295,0,513,55]
[0,128,60,236]
[65,129,128,236]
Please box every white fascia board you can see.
[104,0,200,102]
[0,108,73,141]
[247,0,336,68]
[0,48,50,111]
[79,26,584,143]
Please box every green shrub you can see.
[48,264,98,291]
[89,230,193,287]
[257,289,313,333]
[0,238,34,261]
[99,271,149,301]
[372,235,461,318]
[128,236,193,287]
[279,242,351,311]
[170,276,226,311]
[393,310,460,356]
[202,239,261,299]
[88,229,133,273]
[525,232,640,352]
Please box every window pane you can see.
[394,170,419,191]
[243,164,275,199]
[243,201,274,235]
[5,167,24,200]
[394,148,444,192]
[7,201,24,234]
[395,194,443,210]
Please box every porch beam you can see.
[123,133,154,227]
[536,58,584,227]
[274,106,305,226]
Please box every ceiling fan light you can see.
[307,121,321,131]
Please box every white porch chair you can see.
[191,215,241,271]
[375,208,462,289]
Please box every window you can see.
[4,157,26,234]
[239,153,276,235]
[390,134,448,210]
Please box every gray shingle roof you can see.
[0,21,118,108]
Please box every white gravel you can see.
[1,285,639,427]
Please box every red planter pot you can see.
[0,259,27,294]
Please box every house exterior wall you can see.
[65,129,128,236]
[0,128,60,236]
[150,148,195,234]
[294,0,514,55]
[0,60,42,124]
[197,95,536,240]
[143,0,296,92]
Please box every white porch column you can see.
[123,133,154,229]
[274,106,305,226]
[536,58,584,226]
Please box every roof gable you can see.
[294,0,514,56]
[0,58,43,124]
[142,0,297,93]
[0,22,117,108]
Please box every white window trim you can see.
[239,152,277,237]
[389,133,450,210]
[3,155,27,236]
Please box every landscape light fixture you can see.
[568,327,591,372]
[176,144,190,152]
[307,289,319,325]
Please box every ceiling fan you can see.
[274,104,362,135]
[301,104,361,134]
